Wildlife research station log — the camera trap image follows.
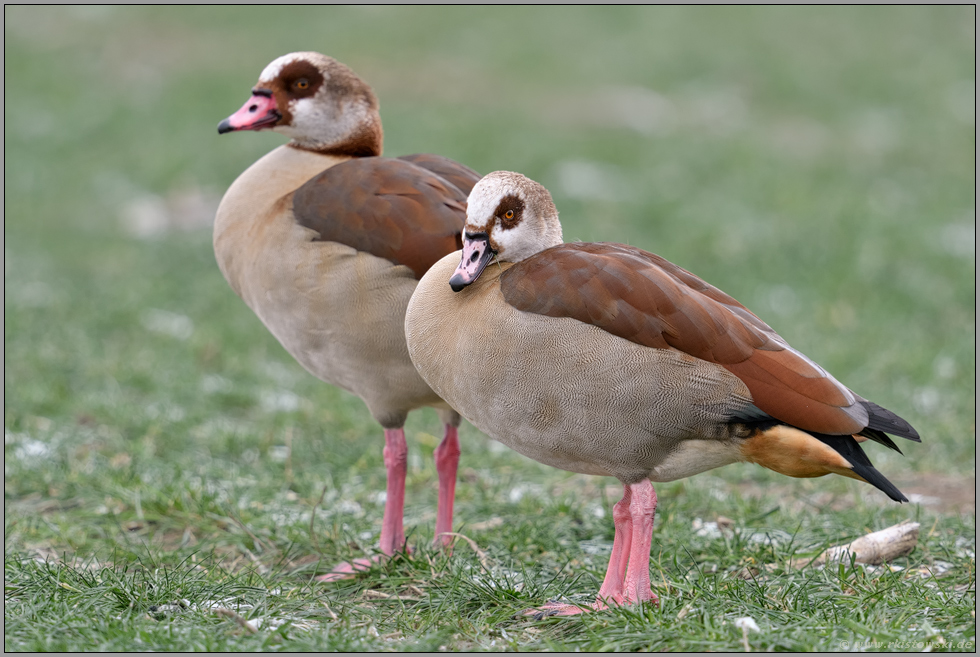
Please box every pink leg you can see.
[317,428,407,582]
[622,480,659,606]
[524,480,659,618]
[595,484,634,608]
[433,424,460,548]
[524,483,637,617]
[379,427,408,555]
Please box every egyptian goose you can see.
[214,52,481,579]
[404,171,920,615]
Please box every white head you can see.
[449,171,563,291]
[218,52,383,157]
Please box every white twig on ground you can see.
[437,532,490,570]
[794,520,920,568]
[215,608,258,634]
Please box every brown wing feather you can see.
[292,156,472,279]
[500,242,867,435]
[396,153,482,197]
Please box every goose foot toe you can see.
[315,556,382,582]
[521,600,594,619]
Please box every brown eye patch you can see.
[277,60,323,99]
[494,195,524,230]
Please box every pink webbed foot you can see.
[521,592,659,620]
[315,422,462,582]
[315,555,384,582]
[521,600,597,619]
[316,427,409,583]
[314,547,416,582]
[522,480,661,618]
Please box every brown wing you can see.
[397,153,482,197]
[292,156,470,279]
[500,242,869,435]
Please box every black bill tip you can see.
[449,274,469,292]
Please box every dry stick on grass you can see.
[468,517,504,532]
[229,513,281,558]
[309,485,329,552]
[361,590,420,601]
[792,520,921,568]
[438,532,491,570]
[736,521,921,579]
[215,608,258,635]
[320,600,339,621]
[284,427,294,488]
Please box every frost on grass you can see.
[141,308,193,340]
[268,445,290,463]
[189,417,253,442]
[578,539,614,556]
[593,85,678,136]
[756,283,799,318]
[5,430,55,470]
[552,159,633,202]
[333,499,364,517]
[9,436,53,463]
[764,117,830,162]
[544,82,748,138]
[148,596,321,634]
[954,536,975,559]
[200,374,233,394]
[850,108,902,159]
[907,493,941,506]
[120,188,221,239]
[144,401,186,422]
[259,360,301,386]
[7,280,57,308]
[912,386,942,416]
[945,79,975,125]
[691,517,791,547]
[508,483,545,504]
[938,219,975,259]
[259,389,303,413]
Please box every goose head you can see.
[217,52,383,157]
[449,171,563,291]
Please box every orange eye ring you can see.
[504,210,514,220]
[295,79,309,90]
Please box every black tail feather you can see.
[862,401,921,443]
[813,433,908,503]
[857,427,902,454]
[729,401,916,503]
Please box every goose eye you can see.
[504,210,514,220]
[294,78,309,90]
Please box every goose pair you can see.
[215,54,919,611]
[215,52,480,579]
[405,171,919,615]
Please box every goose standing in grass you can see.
[214,52,481,580]
[405,170,920,615]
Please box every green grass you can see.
[5,5,975,652]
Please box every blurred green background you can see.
[4,6,975,651]
[5,3,975,559]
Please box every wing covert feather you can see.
[500,242,866,434]
[396,153,481,197]
[293,156,474,279]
